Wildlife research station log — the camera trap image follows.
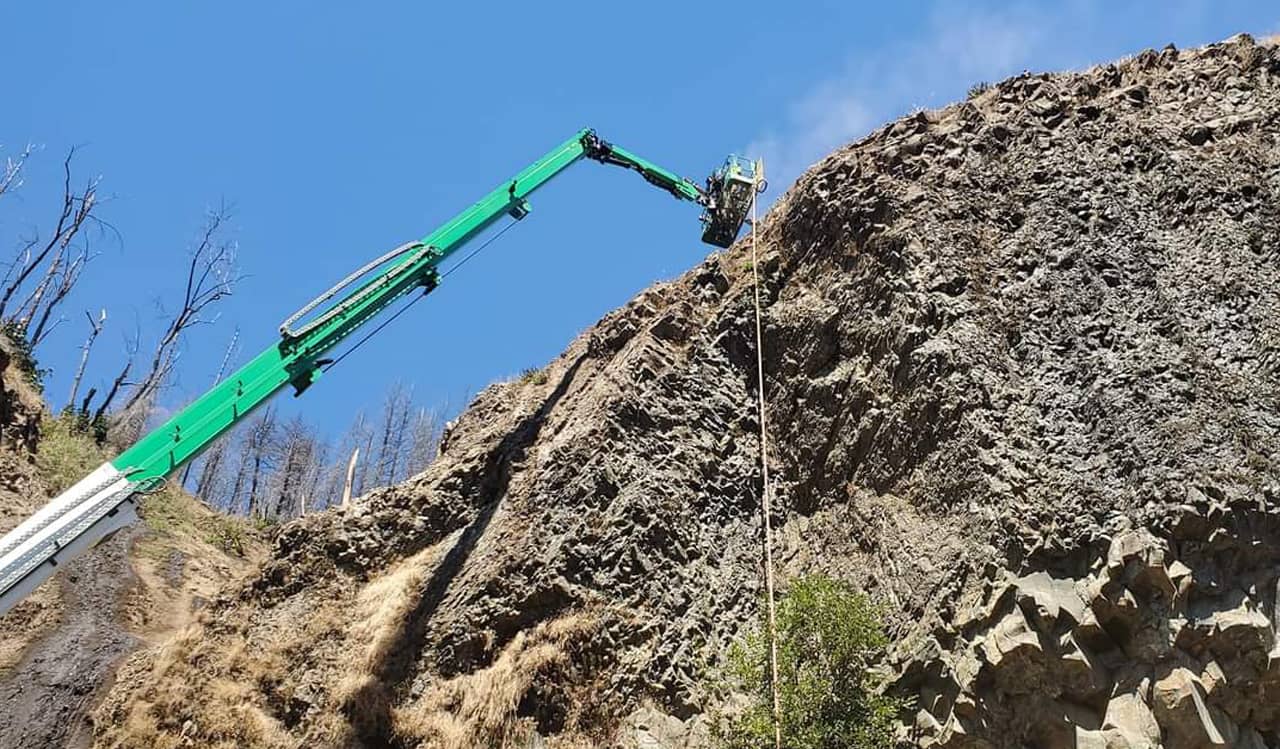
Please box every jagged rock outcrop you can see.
[96,34,1280,748]
[0,339,42,460]
[909,519,1280,748]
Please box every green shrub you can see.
[36,414,256,560]
[518,367,548,386]
[40,413,185,532]
[1,319,48,392]
[967,81,992,99]
[715,574,901,749]
[36,413,109,494]
[205,514,248,556]
[137,487,193,535]
[58,404,110,444]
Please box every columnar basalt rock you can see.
[96,34,1280,748]
[911,512,1280,748]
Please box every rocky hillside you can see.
[96,34,1280,748]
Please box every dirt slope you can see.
[0,342,265,749]
[97,34,1280,748]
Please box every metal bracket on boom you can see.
[507,182,531,219]
[289,364,323,396]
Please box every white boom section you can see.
[0,462,139,618]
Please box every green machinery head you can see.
[700,155,765,248]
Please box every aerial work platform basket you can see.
[701,155,765,248]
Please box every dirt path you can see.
[0,528,142,749]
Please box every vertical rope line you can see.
[749,184,783,749]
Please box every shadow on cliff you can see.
[345,352,588,748]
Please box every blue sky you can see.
[0,0,1275,437]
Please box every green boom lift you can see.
[0,128,764,616]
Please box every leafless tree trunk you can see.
[120,208,241,417]
[180,326,241,488]
[342,447,360,508]
[194,434,231,509]
[374,400,397,488]
[309,410,368,509]
[91,354,132,432]
[357,425,376,497]
[108,388,155,449]
[405,406,442,477]
[391,398,413,483]
[239,406,277,519]
[337,410,376,498]
[307,439,329,514]
[194,380,448,519]
[212,325,239,383]
[67,309,106,410]
[25,241,97,347]
[374,383,413,486]
[225,438,249,517]
[270,416,324,520]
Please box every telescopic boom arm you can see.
[580,131,704,202]
[0,128,763,617]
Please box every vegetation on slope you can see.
[715,574,900,749]
[36,412,255,556]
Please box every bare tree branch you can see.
[241,406,278,519]
[180,326,241,489]
[121,206,243,413]
[0,148,98,325]
[30,240,98,346]
[406,406,443,476]
[0,144,33,202]
[68,308,106,410]
[90,329,138,431]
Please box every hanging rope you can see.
[438,219,518,280]
[319,291,428,373]
[748,184,783,749]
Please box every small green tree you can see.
[716,574,901,749]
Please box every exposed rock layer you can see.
[96,35,1280,748]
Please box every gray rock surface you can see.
[97,34,1280,748]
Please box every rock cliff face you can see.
[97,35,1280,748]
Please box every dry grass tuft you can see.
[96,622,300,748]
[355,543,442,671]
[333,541,446,707]
[392,612,606,749]
[98,539,449,748]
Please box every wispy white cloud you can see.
[746,84,873,196]
[748,3,1048,193]
[746,0,1278,195]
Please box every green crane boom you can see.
[0,128,763,617]
[115,128,759,483]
